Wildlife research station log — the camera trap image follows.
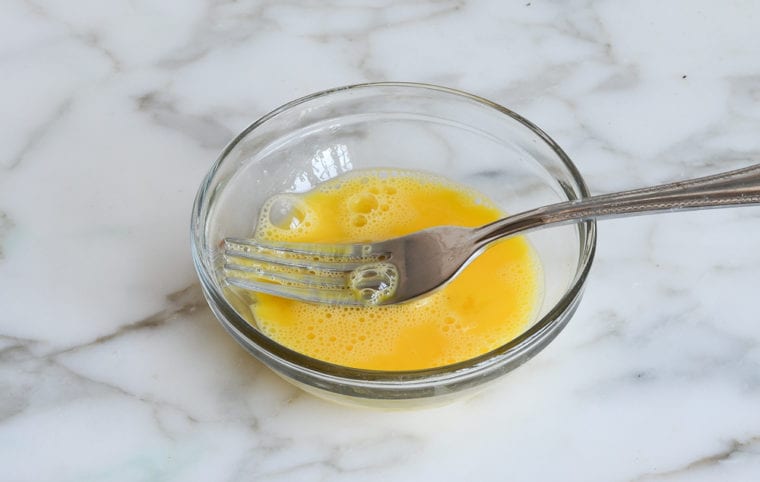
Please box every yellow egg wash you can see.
[248,169,542,370]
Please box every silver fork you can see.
[223,163,760,306]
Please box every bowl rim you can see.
[191,81,597,386]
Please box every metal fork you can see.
[223,163,760,306]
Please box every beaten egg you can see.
[239,169,542,370]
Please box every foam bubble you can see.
[351,214,367,227]
[349,192,379,213]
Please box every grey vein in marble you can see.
[0,211,14,259]
[631,436,760,481]
[51,283,207,358]
[136,92,234,149]
[2,97,72,170]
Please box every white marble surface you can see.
[2,1,760,480]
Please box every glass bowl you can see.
[191,83,596,408]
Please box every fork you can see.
[223,163,760,306]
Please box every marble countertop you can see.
[2,1,760,480]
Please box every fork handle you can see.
[473,162,760,247]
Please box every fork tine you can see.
[222,237,401,305]
[225,276,360,305]
[224,264,361,305]
[223,238,389,271]
[223,261,349,289]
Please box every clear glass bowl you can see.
[191,83,596,408]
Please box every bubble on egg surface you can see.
[256,194,316,239]
[348,192,378,213]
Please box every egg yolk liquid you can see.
[248,169,541,370]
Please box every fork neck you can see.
[472,162,760,249]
